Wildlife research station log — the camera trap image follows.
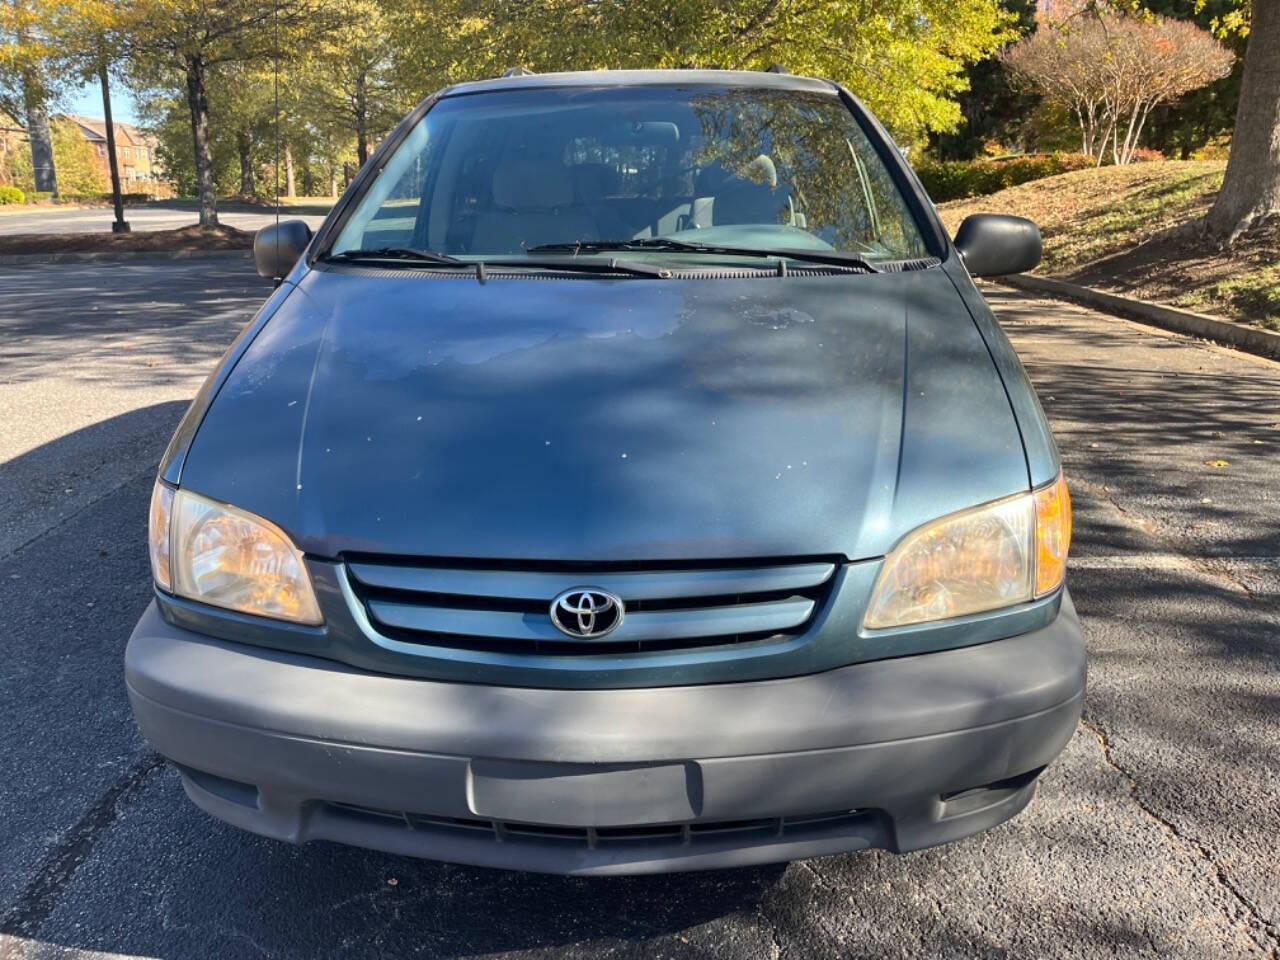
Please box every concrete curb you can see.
[997,273,1280,361]
[0,248,251,266]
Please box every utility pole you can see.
[99,60,130,233]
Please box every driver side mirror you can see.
[953,214,1041,277]
[254,219,313,282]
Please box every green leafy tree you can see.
[1,0,61,195]
[133,84,245,196]
[115,0,330,225]
[387,0,1021,143]
[300,0,404,166]
[208,60,278,197]
[933,0,1038,160]
[43,0,140,227]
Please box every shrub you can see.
[0,185,24,205]
[27,191,53,204]
[1192,135,1231,161]
[1128,147,1165,164]
[916,152,1096,203]
[60,190,159,204]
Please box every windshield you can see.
[329,85,930,264]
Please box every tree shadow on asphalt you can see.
[991,294,1280,560]
[0,260,272,388]
[4,288,1278,957]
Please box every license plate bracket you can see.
[468,759,698,827]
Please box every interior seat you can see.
[712,180,792,226]
[711,156,788,229]
[687,155,793,229]
[470,162,600,253]
[570,164,633,241]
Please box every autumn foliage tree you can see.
[1003,8,1233,165]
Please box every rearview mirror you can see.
[953,214,1041,278]
[253,219,313,281]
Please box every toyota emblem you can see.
[550,588,625,639]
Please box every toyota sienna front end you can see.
[125,69,1084,875]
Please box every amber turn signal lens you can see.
[148,481,174,591]
[1034,473,1072,597]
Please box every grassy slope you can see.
[936,161,1279,331]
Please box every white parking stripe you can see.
[1070,554,1280,570]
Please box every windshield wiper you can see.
[484,256,671,279]
[324,247,466,266]
[324,247,670,279]
[528,238,882,273]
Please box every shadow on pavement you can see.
[991,290,1280,560]
[0,259,270,387]
[2,285,1278,958]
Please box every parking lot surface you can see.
[0,260,1277,959]
[0,204,328,237]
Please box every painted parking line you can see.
[1070,554,1279,570]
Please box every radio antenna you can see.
[272,2,281,285]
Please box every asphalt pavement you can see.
[0,203,329,237]
[0,260,1277,959]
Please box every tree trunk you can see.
[184,53,218,227]
[355,72,369,165]
[99,62,129,231]
[329,167,338,197]
[284,143,296,198]
[1125,103,1155,166]
[1205,0,1280,240]
[1119,101,1142,165]
[23,89,57,197]
[15,14,57,199]
[237,128,254,197]
[1094,118,1113,167]
[1075,105,1092,157]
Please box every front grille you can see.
[344,557,836,655]
[326,801,871,849]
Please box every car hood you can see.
[179,265,1029,561]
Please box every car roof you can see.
[440,69,838,99]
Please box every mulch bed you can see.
[0,224,253,255]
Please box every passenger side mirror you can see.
[953,214,1041,278]
[254,219,313,282]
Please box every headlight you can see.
[864,473,1071,629]
[148,483,322,625]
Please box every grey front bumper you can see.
[125,593,1085,875]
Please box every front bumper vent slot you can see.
[327,801,868,850]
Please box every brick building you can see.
[62,115,169,193]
